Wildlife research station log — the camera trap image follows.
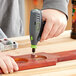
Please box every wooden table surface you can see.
[1,30,76,76]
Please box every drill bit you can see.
[31,48,35,58]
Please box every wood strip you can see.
[1,50,76,74]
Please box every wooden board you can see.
[1,30,76,76]
[0,52,57,74]
[1,49,76,74]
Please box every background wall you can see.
[25,0,72,35]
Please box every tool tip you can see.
[31,48,35,58]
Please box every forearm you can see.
[43,0,69,19]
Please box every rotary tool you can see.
[29,9,45,57]
[0,28,18,51]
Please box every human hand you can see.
[40,9,67,41]
[0,52,19,74]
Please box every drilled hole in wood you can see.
[35,55,47,61]
[14,58,28,63]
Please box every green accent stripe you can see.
[31,36,33,40]
[31,45,37,48]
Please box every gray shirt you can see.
[0,0,69,38]
[0,0,25,38]
[43,0,69,19]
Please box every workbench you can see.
[1,30,76,76]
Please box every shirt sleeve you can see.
[43,0,69,19]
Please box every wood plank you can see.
[1,50,76,74]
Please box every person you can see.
[0,0,69,74]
